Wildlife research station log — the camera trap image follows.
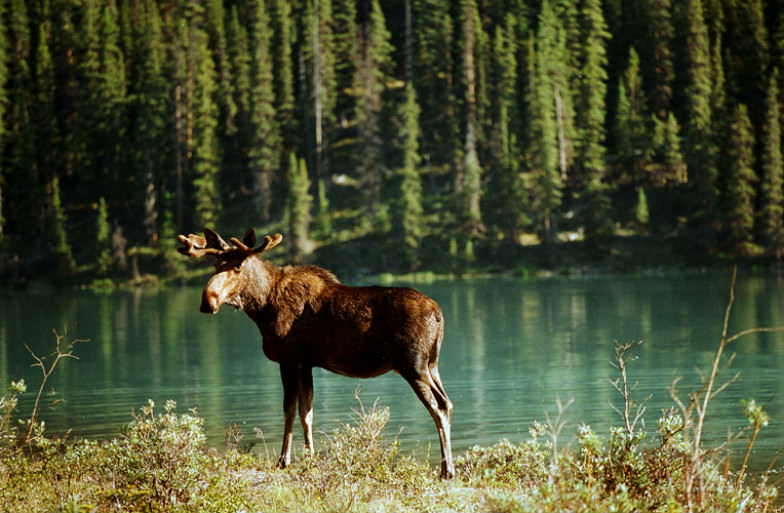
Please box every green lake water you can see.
[2,270,783,473]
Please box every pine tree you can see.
[682,0,718,232]
[3,0,39,242]
[575,0,612,240]
[721,104,757,255]
[399,83,424,271]
[356,0,393,233]
[614,47,649,185]
[96,197,113,276]
[271,0,297,157]
[651,111,687,185]
[527,19,563,247]
[489,14,528,241]
[458,0,484,251]
[130,0,166,245]
[288,153,312,263]
[187,2,221,228]
[644,0,675,119]
[48,176,75,276]
[0,0,7,240]
[412,0,459,173]
[760,68,784,258]
[248,0,280,222]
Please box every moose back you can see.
[177,228,454,478]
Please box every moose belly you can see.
[314,350,396,379]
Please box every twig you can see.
[24,329,88,442]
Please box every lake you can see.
[1,269,783,473]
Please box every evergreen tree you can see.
[0,0,6,240]
[356,0,393,233]
[527,22,563,247]
[399,83,424,271]
[130,0,166,245]
[186,2,221,228]
[271,0,297,157]
[721,104,757,255]
[614,47,649,185]
[332,0,358,126]
[489,14,528,241]
[682,0,718,233]
[412,0,459,172]
[643,0,675,119]
[575,0,612,240]
[457,0,484,254]
[225,4,251,210]
[3,0,38,243]
[95,197,112,276]
[651,111,687,185]
[248,0,280,222]
[288,153,312,263]
[303,0,338,209]
[760,68,784,258]
[48,176,75,275]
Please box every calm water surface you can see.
[2,270,783,471]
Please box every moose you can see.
[177,228,454,478]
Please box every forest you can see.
[0,0,783,282]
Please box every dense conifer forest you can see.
[0,0,783,281]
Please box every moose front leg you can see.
[298,367,315,456]
[278,364,300,468]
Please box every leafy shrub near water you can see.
[0,391,780,513]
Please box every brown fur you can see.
[181,230,454,478]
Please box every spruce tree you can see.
[271,0,297,157]
[527,22,563,247]
[96,197,113,276]
[458,0,484,250]
[760,68,784,258]
[412,0,459,174]
[399,83,424,271]
[721,104,757,255]
[187,2,221,228]
[644,0,675,119]
[356,0,393,233]
[48,176,75,276]
[682,0,718,232]
[0,0,6,240]
[489,15,528,241]
[614,47,650,185]
[248,0,280,222]
[130,0,165,245]
[288,153,312,263]
[575,0,611,240]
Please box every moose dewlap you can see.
[177,228,454,479]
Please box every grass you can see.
[1,269,783,512]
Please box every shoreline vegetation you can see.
[2,269,784,512]
[5,230,783,292]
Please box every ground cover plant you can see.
[1,270,782,512]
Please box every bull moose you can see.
[177,228,454,478]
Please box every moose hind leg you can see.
[405,368,454,479]
[298,367,315,456]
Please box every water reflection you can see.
[1,271,783,472]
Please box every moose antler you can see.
[230,229,283,255]
[177,228,231,258]
[179,228,283,258]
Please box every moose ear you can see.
[242,228,256,249]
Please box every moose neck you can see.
[237,256,278,314]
